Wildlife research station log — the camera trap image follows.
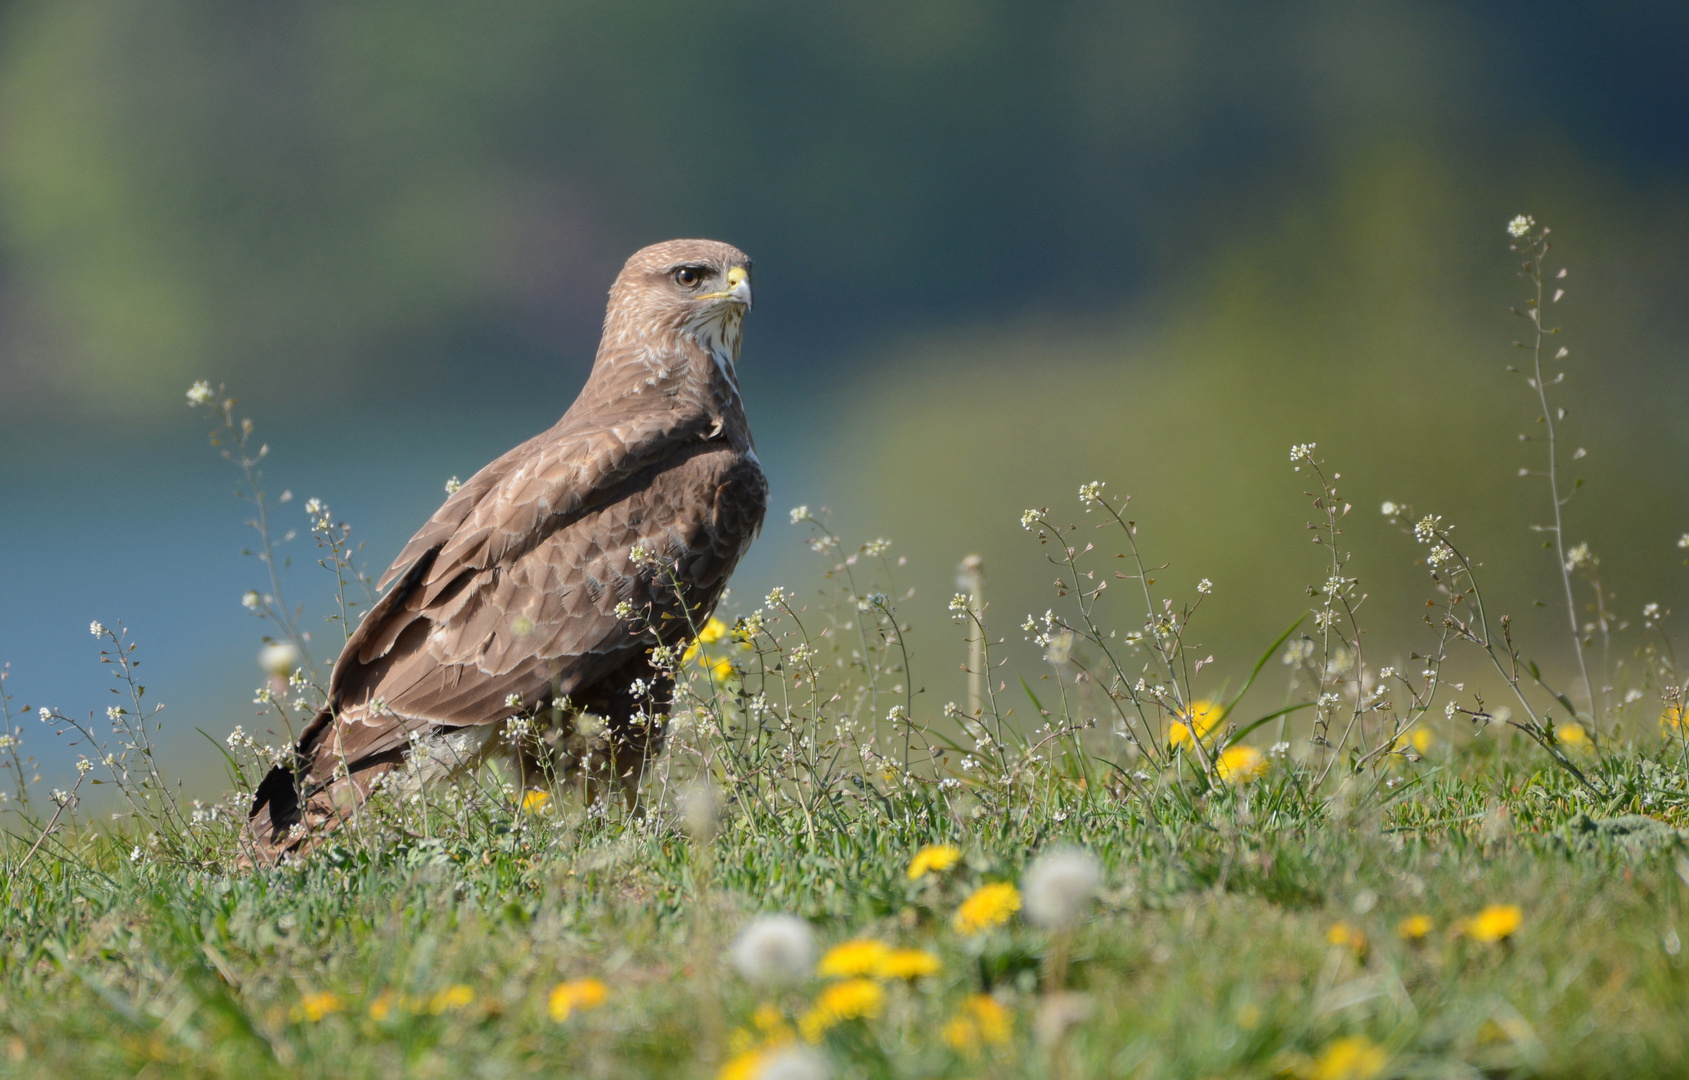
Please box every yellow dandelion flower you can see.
[1557,722,1590,748]
[1662,704,1686,735]
[1169,700,1223,748]
[708,656,736,683]
[906,844,962,880]
[798,978,884,1041]
[817,939,890,978]
[1462,904,1522,944]
[717,1048,767,1080]
[548,978,608,1021]
[1326,922,1367,957]
[942,994,1013,1053]
[1392,727,1434,754]
[293,991,343,1022]
[1309,1034,1386,1080]
[1396,914,1433,941]
[698,617,728,645]
[427,984,475,1014]
[367,990,399,1021]
[752,1003,786,1032]
[953,882,1021,935]
[1216,744,1266,784]
[874,948,941,980]
[521,790,551,812]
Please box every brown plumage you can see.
[244,239,766,862]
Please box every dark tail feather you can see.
[242,763,303,865]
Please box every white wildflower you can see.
[1413,516,1442,543]
[1196,578,1212,595]
[258,641,301,678]
[444,476,463,494]
[765,586,789,607]
[1445,701,1458,719]
[1380,501,1399,518]
[948,593,970,612]
[789,505,810,524]
[129,846,144,863]
[1020,509,1041,530]
[1507,214,1535,238]
[614,600,636,620]
[1078,480,1106,506]
[0,735,12,750]
[89,621,105,637]
[241,590,262,610]
[1623,689,1645,704]
[186,380,214,406]
[862,537,890,556]
[1643,602,1661,624]
[729,914,815,986]
[38,707,50,722]
[629,545,652,563]
[1679,533,1689,550]
[75,758,92,775]
[106,706,124,720]
[253,686,272,705]
[1022,848,1103,929]
[1564,542,1592,571]
[1288,442,1317,463]
[504,693,523,709]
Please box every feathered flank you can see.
[245,240,766,863]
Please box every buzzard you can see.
[245,239,766,862]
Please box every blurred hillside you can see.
[0,1,1685,786]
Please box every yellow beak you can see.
[700,266,753,309]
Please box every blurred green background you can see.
[2,2,1686,787]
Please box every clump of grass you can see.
[0,218,1687,1079]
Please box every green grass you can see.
[1,735,1686,1079]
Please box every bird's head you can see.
[606,239,753,362]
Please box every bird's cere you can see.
[1021,848,1102,929]
[731,914,816,986]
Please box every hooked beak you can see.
[699,266,753,310]
[727,266,752,310]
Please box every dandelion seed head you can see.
[1021,848,1101,929]
[258,641,301,678]
[730,914,815,986]
[756,1046,829,1080]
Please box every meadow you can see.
[1,218,1686,1079]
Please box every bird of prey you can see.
[245,239,766,862]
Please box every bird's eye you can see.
[673,266,703,288]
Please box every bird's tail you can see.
[241,760,306,866]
